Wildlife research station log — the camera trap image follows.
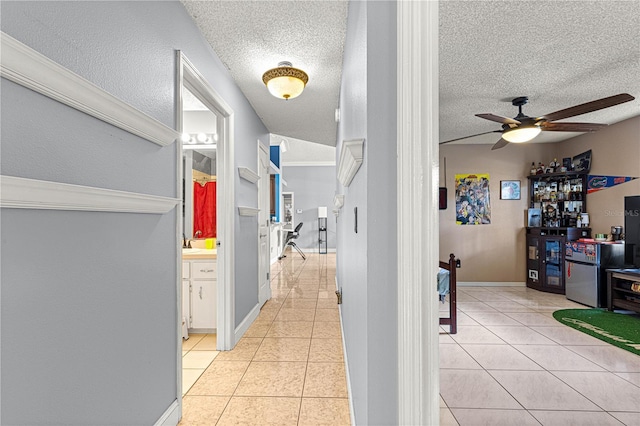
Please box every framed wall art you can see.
[500,180,521,200]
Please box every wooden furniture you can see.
[526,227,590,294]
[607,269,640,314]
[526,171,590,293]
[439,253,457,334]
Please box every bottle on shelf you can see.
[530,162,537,175]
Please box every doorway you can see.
[258,142,271,306]
[176,52,236,406]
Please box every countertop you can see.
[182,248,217,260]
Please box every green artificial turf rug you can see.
[552,309,640,356]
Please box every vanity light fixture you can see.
[262,61,309,100]
[181,133,216,146]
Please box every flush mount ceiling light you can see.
[262,61,308,100]
[502,125,541,143]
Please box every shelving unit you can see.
[282,192,294,231]
[607,269,640,314]
[526,171,591,293]
[527,172,588,228]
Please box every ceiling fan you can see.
[441,93,635,150]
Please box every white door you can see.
[258,142,271,306]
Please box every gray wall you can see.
[0,1,267,424]
[281,165,337,251]
[336,1,398,425]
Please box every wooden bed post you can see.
[438,253,458,334]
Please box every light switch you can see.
[296,209,302,214]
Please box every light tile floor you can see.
[180,254,640,425]
[439,286,640,426]
[180,252,350,425]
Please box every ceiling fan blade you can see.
[440,130,501,145]
[475,113,521,125]
[539,93,635,122]
[540,122,608,132]
[491,138,509,150]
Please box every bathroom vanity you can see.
[182,249,217,333]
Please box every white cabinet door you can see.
[182,280,191,328]
[191,279,216,329]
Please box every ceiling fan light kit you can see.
[441,93,635,150]
[502,125,541,143]
[262,61,309,100]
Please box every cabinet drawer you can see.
[192,261,216,279]
[182,262,190,279]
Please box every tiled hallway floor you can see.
[439,286,640,426]
[180,252,350,425]
[179,253,639,425]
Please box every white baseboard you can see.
[235,302,261,342]
[458,281,526,287]
[336,276,356,426]
[188,328,216,334]
[299,248,337,254]
[154,399,179,426]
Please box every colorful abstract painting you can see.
[455,173,491,225]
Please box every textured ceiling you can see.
[181,0,348,147]
[439,0,640,146]
[181,1,639,148]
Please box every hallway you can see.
[180,252,350,425]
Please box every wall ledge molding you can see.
[281,161,336,167]
[337,139,364,187]
[238,206,260,216]
[238,167,260,184]
[0,31,179,146]
[0,175,180,214]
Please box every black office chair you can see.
[278,222,306,260]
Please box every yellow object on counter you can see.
[205,238,216,249]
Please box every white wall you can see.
[0,1,267,423]
[336,1,398,424]
[280,165,337,251]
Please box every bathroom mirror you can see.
[182,88,219,239]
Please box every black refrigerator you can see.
[625,195,640,269]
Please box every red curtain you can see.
[193,181,216,238]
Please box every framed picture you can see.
[500,180,521,200]
[572,149,592,173]
[528,208,542,227]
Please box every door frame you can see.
[175,51,236,403]
[397,1,440,425]
[257,141,271,306]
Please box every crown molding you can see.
[0,175,180,214]
[0,31,179,146]
[337,139,364,187]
